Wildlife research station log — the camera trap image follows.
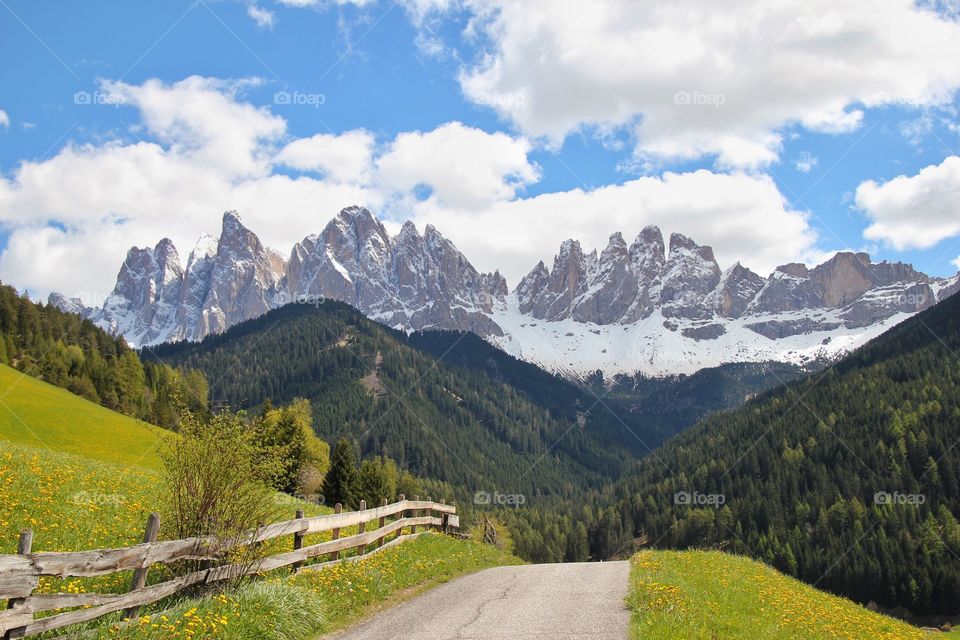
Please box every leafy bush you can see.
[159,407,278,577]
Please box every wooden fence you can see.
[0,496,459,638]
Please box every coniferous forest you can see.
[0,283,208,427]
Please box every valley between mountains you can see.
[5,207,960,637]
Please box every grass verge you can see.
[86,534,519,639]
[627,550,935,640]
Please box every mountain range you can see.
[51,206,960,377]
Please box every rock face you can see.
[58,207,505,346]
[50,207,960,377]
[660,234,722,320]
[287,208,504,336]
[516,227,667,324]
[517,237,948,330]
[705,263,766,319]
[200,211,284,336]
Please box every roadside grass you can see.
[0,363,165,469]
[291,532,522,634]
[83,534,519,639]
[627,550,935,640]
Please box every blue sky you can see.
[2,0,960,301]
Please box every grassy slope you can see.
[627,550,936,640]
[0,363,164,469]
[0,369,519,639]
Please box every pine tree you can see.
[323,438,359,508]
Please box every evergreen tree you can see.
[323,438,359,508]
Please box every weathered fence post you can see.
[3,528,33,640]
[425,496,432,532]
[120,513,159,621]
[356,500,367,557]
[440,499,448,533]
[411,495,419,534]
[331,503,342,560]
[397,494,405,541]
[292,509,305,573]
[377,498,387,548]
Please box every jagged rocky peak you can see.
[543,239,590,319]
[705,262,765,318]
[776,263,810,279]
[660,233,721,319]
[200,211,283,336]
[570,232,639,324]
[811,252,878,308]
[48,292,89,316]
[285,208,503,336]
[516,261,550,315]
[288,206,390,307]
[629,226,665,273]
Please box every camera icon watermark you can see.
[474,490,526,507]
[272,290,327,309]
[673,90,725,108]
[73,91,125,108]
[273,91,326,108]
[674,490,725,508]
[874,491,925,506]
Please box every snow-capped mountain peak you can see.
[51,208,960,378]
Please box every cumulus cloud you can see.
[276,129,376,183]
[101,76,285,178]
[440,0,960,167]
[0,74,821,301]
[377,122,539,210]
[0,109,9,129]
[408,169,819,283]
[953,255,960,270]
[247,4,276,28]
[857,155,960,250]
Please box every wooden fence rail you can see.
[0,498,459,638]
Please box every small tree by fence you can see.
[0,498,458,639]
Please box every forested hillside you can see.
[149,302,648,498]
[0,283,207,428]
[602,290,960,616]
[407,331,806,445]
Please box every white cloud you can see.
[276,130,375,183]
[0,74,821,302]
[857,155,960,250]
[442,0,960,167]
[0,109,9,129]
[101,76,284,178]
[247,4,276,28]
[953,255,960,270]
[377,121,539,210]
[795,152,818,173]
[409,169,819,283]
[0,77,380,299]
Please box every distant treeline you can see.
[0,283,207,428]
